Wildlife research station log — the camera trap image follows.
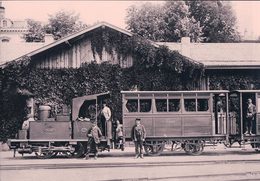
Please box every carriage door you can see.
[229,93,240,135]
[213,93,227,134]
[256,93,260,135]
[241,93,257,134]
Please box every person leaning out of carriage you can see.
[132,118,146,159]
[84,121,102,160]
[245,98,256,135]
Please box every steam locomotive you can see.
[7,90,260,158]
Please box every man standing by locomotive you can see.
[101,102,112,148]
[245,98,256,135]
[132,118,146,159]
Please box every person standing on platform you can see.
[132,118,146,159]
[84,121,102,160]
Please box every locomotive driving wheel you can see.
[64,142,85,158]
[35,150,54,159]
[184,141,204,156]
[144,142,165,156]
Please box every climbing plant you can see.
[0,27,206,141]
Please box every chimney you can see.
[0,1,5,19]
[44,34,54,44]
[181,37,191,58]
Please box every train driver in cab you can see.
[245,98,256,135]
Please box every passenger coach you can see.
[122,90,260,155]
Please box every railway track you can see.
[104,171,260,181]
[2,159,260,170]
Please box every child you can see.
[84,121,102,160]
[116,120,124,150]
[132,118,146,159]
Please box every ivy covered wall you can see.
[208,69,260,90]
[0,58,203,141]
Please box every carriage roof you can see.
[121,90,229,94]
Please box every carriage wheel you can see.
[144,143,165,156]
[184,142,204,156]
[35,150,54,159]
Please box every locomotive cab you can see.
[72,92,112,151]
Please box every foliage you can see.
[209,70,260,90]
[23,10,87,42]
[187,0,241,42]
[0,59,202,141]
[44,10,87,40]
[0,26,205,141]
[23,19,45,42]
[126,1,240,43]
[89,27,204,77]
[126,2,202,42]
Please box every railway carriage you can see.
[122,90,230,155]
[7,90,260,158]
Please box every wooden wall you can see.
[35,38,133,69]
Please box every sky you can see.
[2,1,260,39]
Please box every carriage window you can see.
[155,99,167,112]
[126,99,138,112]
[169,99,180,112]
[197,99,209,111]
[140,99,152,112]
[184,99,196,112]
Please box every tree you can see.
[44,10,87,40]
[187,1,241,42]
[163,1,202,42]
[23,19,45,42]
[126,1,241,42]
[126,2,202,42]
[23,10,87,42]
[126,3,166,41]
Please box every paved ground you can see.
[1,144,260,181]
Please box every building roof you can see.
[23,22,134,58]
[2,21,260,70]
[1,21,160,67]
[0,42,47,65]
[158,40,260,69]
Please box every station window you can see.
[155,99,167,112]
[126,99,138,112]
[197,99,209,111]
[140,99,152,112]
[169,99,180,112]
[184,99,196,112]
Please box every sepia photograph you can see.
[1,1,260,180]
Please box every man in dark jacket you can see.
[132,118,146,159]
[84,121,102,160]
